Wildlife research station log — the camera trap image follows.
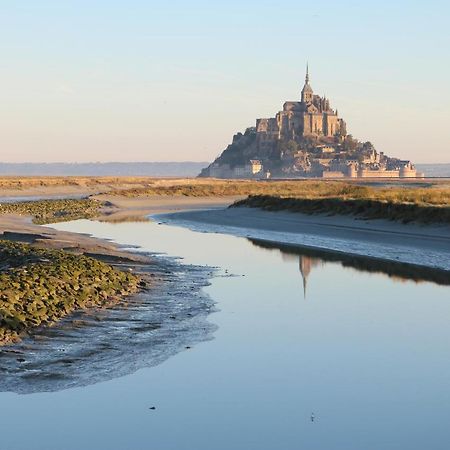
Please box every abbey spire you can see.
[301,64,313,103]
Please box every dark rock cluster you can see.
[0,241,142,345]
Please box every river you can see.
[1,216,449,450]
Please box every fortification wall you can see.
[358,169,400,178]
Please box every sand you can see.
[0,195,238,259]
[0,214,149,263]
[95,194,241,222]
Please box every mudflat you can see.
[160,206,450,271]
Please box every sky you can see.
[0,0,449,163]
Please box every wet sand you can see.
[95,194,241,222]
[0,214,149,263]
[0,195,238,253]
[158,206,450,271]
[1,193,448,271]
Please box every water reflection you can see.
[249,238,450,288]
[1,219,449,450]
[0,256,216,394]
[298,255,323,298]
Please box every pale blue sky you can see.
[1,0,449,163]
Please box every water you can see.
[0,218,449,450]
[0,258,216,394]
[416,163,450,177]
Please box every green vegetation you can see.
[231,194,450,224]
[0,198,102,224]
[0,241,142,345]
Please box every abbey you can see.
[199,68,419,179]
[256,66,346,154]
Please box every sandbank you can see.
[157,206,450,272]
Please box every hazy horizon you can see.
[1,1,449,164]
[0,162,448,179]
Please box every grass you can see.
[231,194,450,224]
[0,176,158,189]
[112,179,450,206]
[113,179,450,222]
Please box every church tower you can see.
[301,64,313,104]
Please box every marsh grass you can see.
[115,179,450,207]
[231,194,450,224]
[0,198,102,224]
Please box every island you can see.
[200,66,420,179]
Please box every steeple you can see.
[301,63,313,103]
[299,256,311,300]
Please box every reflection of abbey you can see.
[200,67,420,179]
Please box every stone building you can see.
[199,67,419,179]
[232,159,263,178]
[255,66,347,154]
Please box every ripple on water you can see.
[0,254,217,394]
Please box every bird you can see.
[310,412,315,422]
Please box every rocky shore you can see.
[0,197,156,346]
[0,240,144,345]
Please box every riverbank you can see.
[0,194,236,346]
[157,206,450,272]
[95,194,241,222]
[0,209,151,346]
[1,191,449,346]
[0,241,143,345]
[231,194,450,224]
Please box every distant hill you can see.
[0,162,207,177]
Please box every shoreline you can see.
[1,193,449,343]
[0,195,233,346]
[1,193,448,273]
[0,214,151,346]
[155,206,450,273]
